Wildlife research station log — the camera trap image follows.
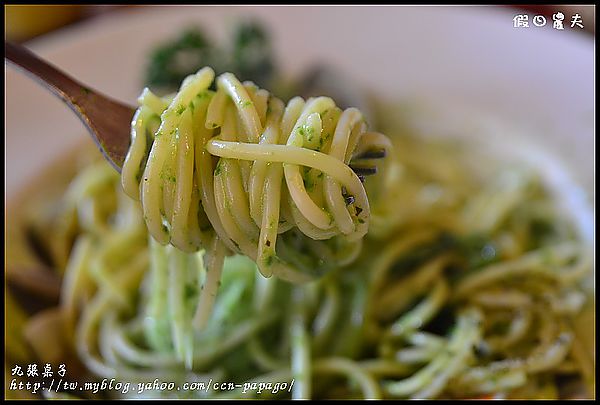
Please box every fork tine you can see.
[351,148,387,160]
[351,165,378,177]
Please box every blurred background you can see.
[5,5,595,196]
[4,5,595,43]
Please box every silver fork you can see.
[5,41,134,171]
[5,41,383,178]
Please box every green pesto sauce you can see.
[303,174,315,192]
[263,253,279,267]
[184,284,198,300]
[327,211,334,225]
[160,168,176,183]
[214,160,223,176]
[297,124,315,140]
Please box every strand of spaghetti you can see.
[568,325,595,396]
[76,254,148,378]
[313,357,382,399]
[247,273,287,370]
[90,246,148,309]
[193,238,226,329]
[471,290,532,308]
[121,106,156,200]
[98,312,121,367]
[119,89,168,199]
[291,287,311,399]
[217,73,262,142]
[253,98,285,276]
[192,93,237,253]
[220,104,259,240]
[108,312,278,371]
[324,108,364,236]
[385,308,482,398]
[375,254,451,322]
[61,236,93,341]
[86,309,224,383]
[284,97,336,230]
[312,281,341,353]
[395,346,442,364]
[453,243,580,299]
[140,68,214,244]
[389,279,449,338]
[360,359,413,378]
[486,309,532,351]
[168,247,194,369]
[170,107,199,252]
[453,367,527,396]
[213,175,254,255]
[206,140,367,207]
[144,237,170,351]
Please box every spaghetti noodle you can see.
[122,67,388,284]
[13,69,593,400]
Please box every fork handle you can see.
[5,41,92,112]
[5,41,134,170]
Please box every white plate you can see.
[6,5,594,217]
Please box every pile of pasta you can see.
[17,69,593,399]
